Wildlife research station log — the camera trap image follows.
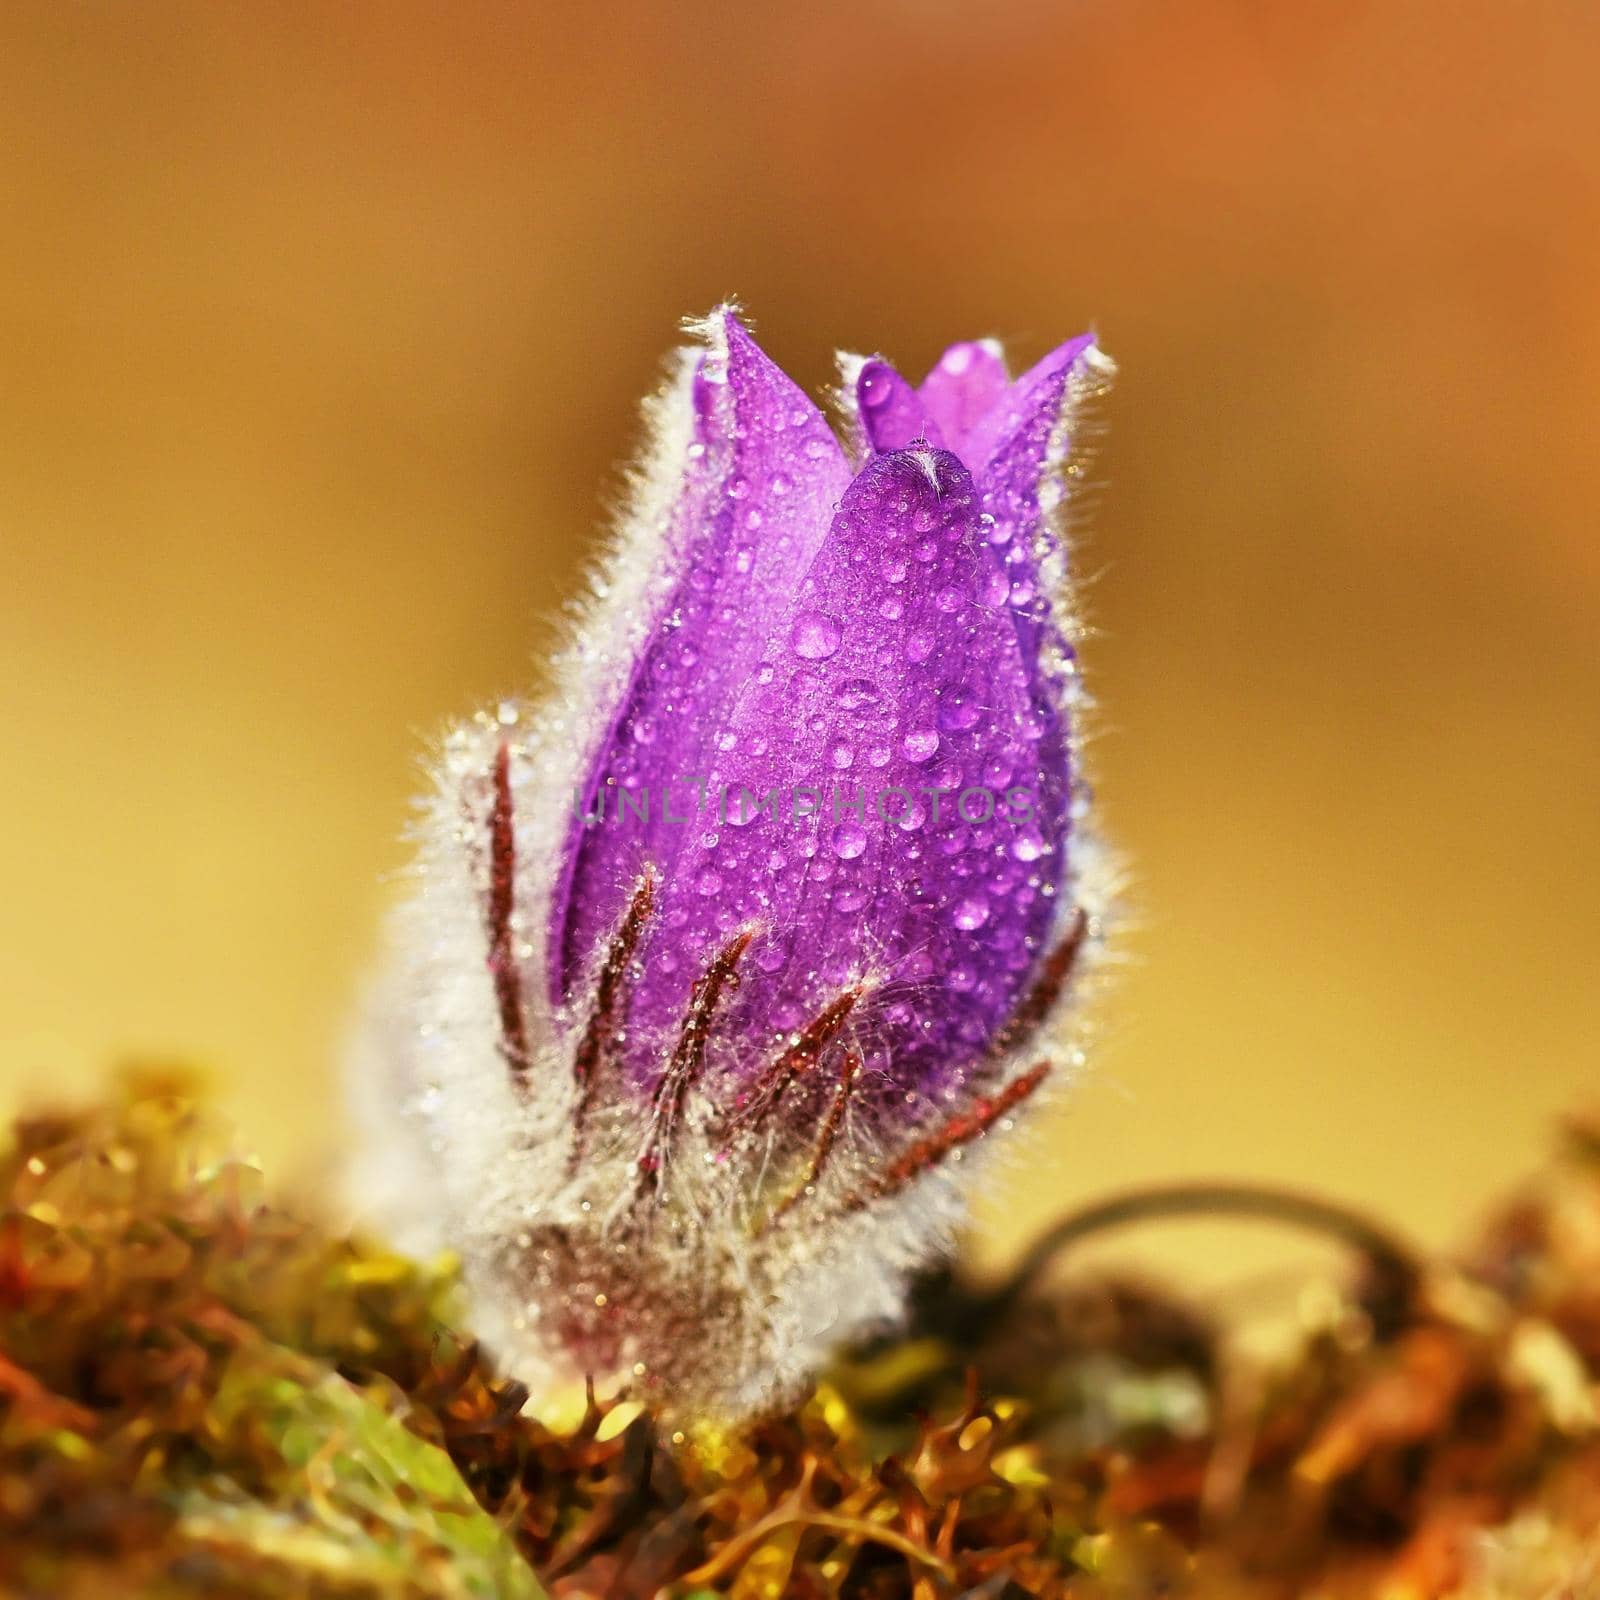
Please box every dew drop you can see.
[834,677,881,709]
[830,742,854,770]
[952,895,990,930]
[902,728,939,763]
[756,661,776,685]
[724,790,761,827]
[937,685,982,732]
[791,611,843,661]
[879,596,904,621]
[830,822,868,860]
[696,869,723,897]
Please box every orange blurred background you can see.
[2,1,1596,1287]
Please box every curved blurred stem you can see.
[984,1180,1426,1335]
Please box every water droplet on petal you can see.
[834,677,880,709]
[953,895,990,930]
[902,728,939,763]
[937,685,982,732]
[724,791,761,827]
[791,611,843,661]
[830,822,868,860]
[897,798,928,832]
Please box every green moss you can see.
[3,1078,1599,1597]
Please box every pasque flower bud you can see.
[349,308,1115,1418]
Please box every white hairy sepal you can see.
[346,709,1109,1418]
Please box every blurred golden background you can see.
[2,2,1595,1287]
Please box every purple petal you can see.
[916,340,1011,457]
[954,335,1107,931]
[623,447,1070,1107]
[964,331,1105,683]
[552,311,851,1001]
[855,359,945,452]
